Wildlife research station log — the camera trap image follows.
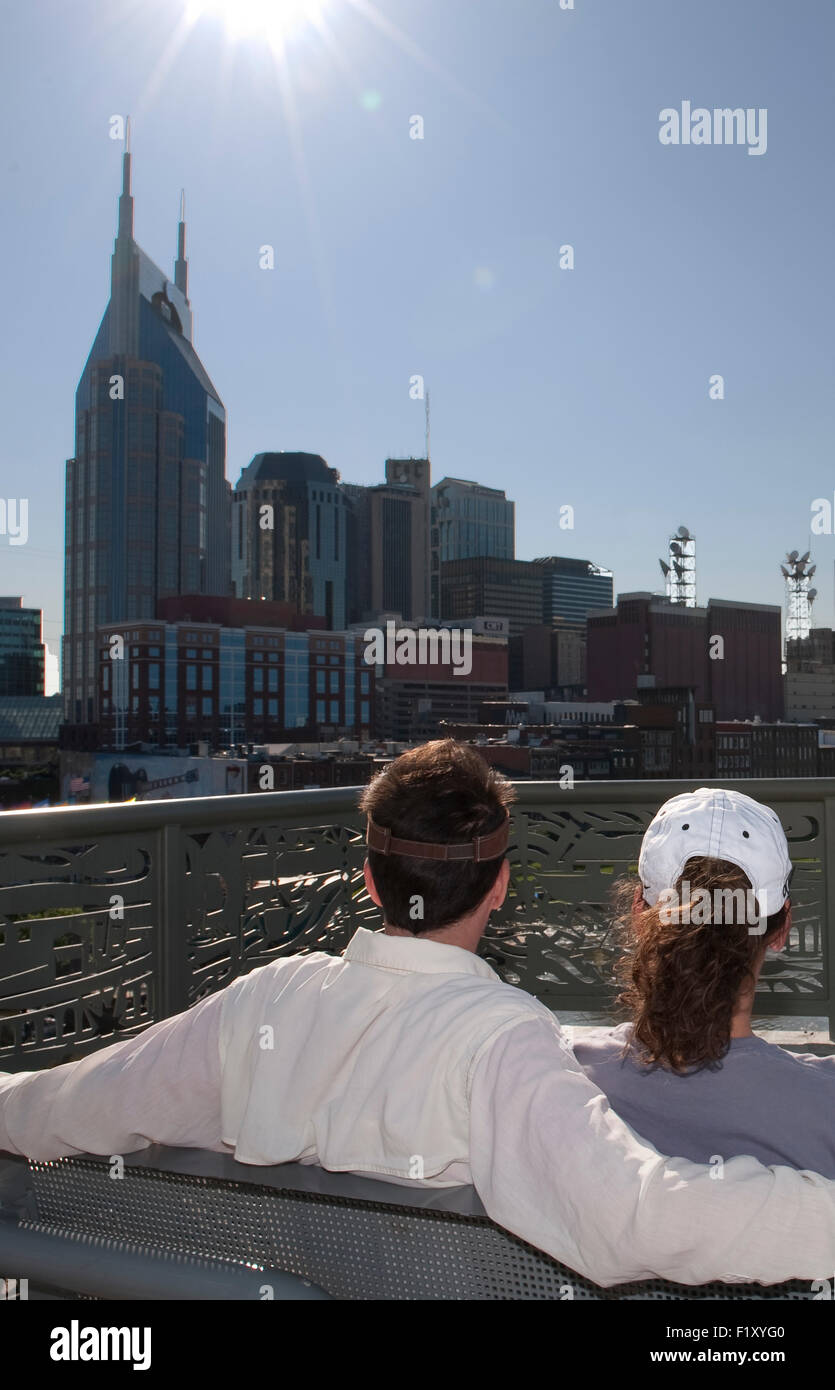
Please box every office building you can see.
[96,609,372,750]
[374,634,507,742]
[433,477,514,563]
[63,141,230,727]
[345,458,433,623]
[586,593,784,722]
[440,557,545,636]
[232,452,347,630]
[0,598,44,696]
[536,556,614,625]
[784,628,835,722]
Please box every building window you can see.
[329,670,339,693]
[149,664,160,689]
[268,698,278,717]
[316,700,325,722]
[202,697,213,716]
[186,665,197,691]
[361,700,370,724]
[186,648,197,658]
[253,668,263,691]
[202,666,212,690]
[316,670,325,694]
[253,698,263,716]
[329,700,339,722]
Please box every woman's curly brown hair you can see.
[613,856,789,1073]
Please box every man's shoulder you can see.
[435,967,556,1019]
[221,951,337,1003]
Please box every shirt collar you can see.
[343,926,499,980]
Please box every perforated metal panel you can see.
[28,1159,814,1301]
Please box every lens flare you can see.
[185,0,329,46]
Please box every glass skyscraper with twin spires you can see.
[63,136,230,726]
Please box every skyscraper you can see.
[536,557,614,624]
[63,132,230,725]
[342,459,434,625]
[440,557,545,635]
[232,451,347,630]
[433,477,515,563]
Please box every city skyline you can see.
[2,0,834,695]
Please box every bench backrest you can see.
[21,1150,816,1301]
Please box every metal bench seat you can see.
[0,1146,816,1300]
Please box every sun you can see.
[184,0,330,46]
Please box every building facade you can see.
[232,452,347,629]
[536,556,614,625]
[374,635,507,741]
[0,598,44,696]
[785,628,835,722]
[96,617,372,750]
[432,477,515,563]
[440,557,544,635]
[586,593,784,722]
[63,145,230,727]
[371,458,433,622]
[715,721,818,779]
[342,458,435,624]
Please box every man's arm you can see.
[0,988,227,1160]
[468,1016,835,1288]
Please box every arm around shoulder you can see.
[468,1016,835,1288]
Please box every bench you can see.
[0,1146,817,1300]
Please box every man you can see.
[575,787,835,1176]
[1,742,833,1287]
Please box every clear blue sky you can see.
[2,0,833,693]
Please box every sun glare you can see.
[185,0,330,46]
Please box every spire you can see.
[117,116,134,240]
[174,186,189,298]
[110,115,139,356]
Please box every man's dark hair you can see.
[359,739,515,933]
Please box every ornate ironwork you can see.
[1,780,831,1070]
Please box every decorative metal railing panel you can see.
[1,780,832,1070]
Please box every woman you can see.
[573,787,835,1177]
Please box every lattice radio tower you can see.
[658,525,696,606]
[781,550,816,641]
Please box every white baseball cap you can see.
[638,787,793,921]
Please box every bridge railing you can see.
[1,777,832,1071]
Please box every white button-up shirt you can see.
[1,927,833,1287]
